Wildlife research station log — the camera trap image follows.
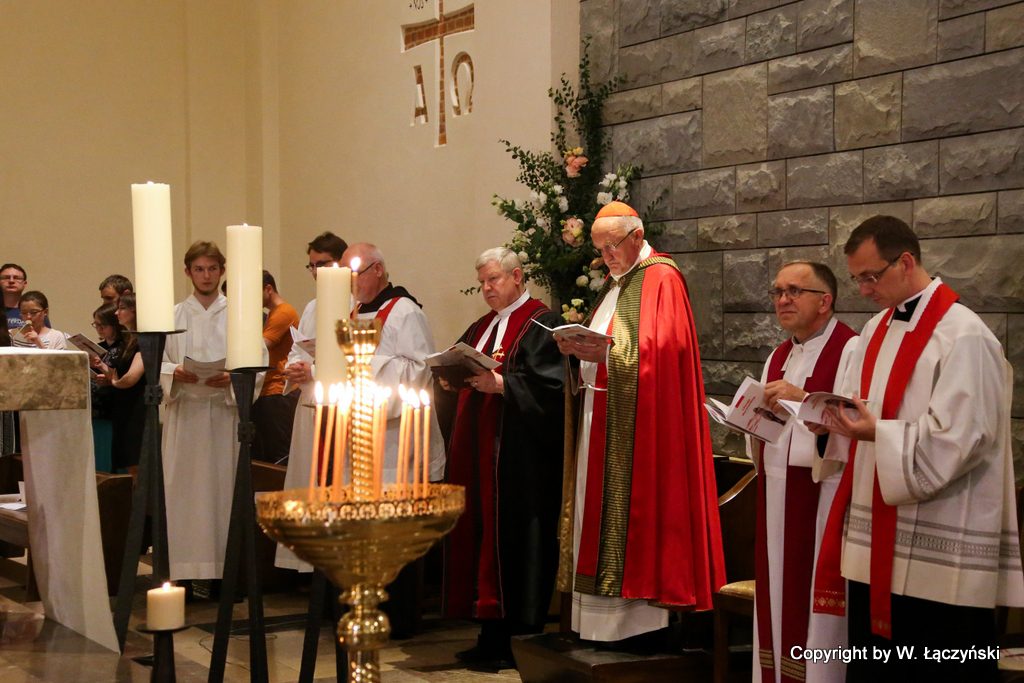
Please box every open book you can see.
[777,391,862,427]
[426,342,500,388]
[704,377,790,444]
[184,356,226,382]
[67,333,107,360]
[530,318,613,344]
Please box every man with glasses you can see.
[275,231,348,572]
[556,201,725,648]
[3,263,35,330]
[441,247,564,670]
[810,215,1023,682]
[748,261,857,683]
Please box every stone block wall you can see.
[583,0,1024,462]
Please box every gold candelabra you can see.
[255,318,464,683]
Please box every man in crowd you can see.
[252,270,299,463]
[3,263,30,330]
[750,261,857,683]
[442,247,564,670]
[812,215,1024,682]
[161,241,262,583]
[99,274,133,307]
[276,231,348,571]
[556,201,724,646]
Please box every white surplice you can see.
[826,278,1024,609]
[748,317,857,683]
[161,294,266,580]
[571,242,667,642]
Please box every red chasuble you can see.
[755,320,856,683]
[574,254,726,608]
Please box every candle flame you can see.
[314,381,324,404]
[162,581,172,590]
[328,382,341,404]
[409,391,421,409]
[351,256,362,273]
[419,389,430,407]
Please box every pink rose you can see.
[563,308,584,323]
[565,155,588,178]
[562,227,583,247]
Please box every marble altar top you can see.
[0,348,89,411]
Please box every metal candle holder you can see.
[255,318,464,683]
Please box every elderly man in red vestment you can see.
[556,200,726,646]
[441,247,565,671]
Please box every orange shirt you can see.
[260,301,299,397]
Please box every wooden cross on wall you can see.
[402,0,475,146]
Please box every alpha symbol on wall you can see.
[401,0,475,146]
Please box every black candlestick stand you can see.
[297,571,346,683]
[137,624,188,683]
[114,331,178,652]
[207,367,270,683]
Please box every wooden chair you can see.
[712,468,757,683]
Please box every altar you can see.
[0,347,118,652]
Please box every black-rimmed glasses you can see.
[768,286,827,302]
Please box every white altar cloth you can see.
[0,347,118,651]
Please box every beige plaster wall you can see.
[274,0,580,345]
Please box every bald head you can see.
[343,243,389,304]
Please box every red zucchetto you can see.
[595,201,639,219]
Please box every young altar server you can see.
[748,261,857,683]
[812,216,1024,682]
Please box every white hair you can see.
[475,247,522,273]
[597,214,644,234]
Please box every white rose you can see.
[576,275,589,287]
[589,269,602,280]
[529,191,539,201]
[590,277,605,291]
[536,216,548,228]
[596,191,613,205]
[518,251,529,262]
[552,184,563,195]
[537,192,547,204]
[526,227,536,236]
[558,197,569,213]
[617,179,627,190]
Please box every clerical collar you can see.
[496,290,530,318]
[357,283,420,313]
[793,316,833,346]
[611,242,653,283]
[892,279,936,322]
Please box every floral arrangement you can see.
[491,42,651,322]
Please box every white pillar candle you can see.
[147,581,185,630]
[315,264,350,384]
[225,223,264,369]
[131,182,176,332]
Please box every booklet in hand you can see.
[777,391,863,427]
[704,376,790,444]
[184,356,227,382]
[530,318,612,344]
[67,333,107,359]
[426,342,500,388]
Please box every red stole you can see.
[754,321,856,682]
[351,296,401,324]
[813,283,959,638]
[444,297,548,620]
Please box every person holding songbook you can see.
[748,261,858,683]
[810,216,1024,682]
[441,247,565,671]
[555,201,724,647]
[14,291,66,349]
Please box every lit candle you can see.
[130,182,176,332]
[375,386,391,499]
[147,581,185,630]
[411,392,421,498]
[397,386,409,493]
[420,389,431,496]
[315,264,351,384]
[332,383,352,498]
[309,382,325,494]
[225,224,264,369]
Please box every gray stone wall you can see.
[584,0,1024,462]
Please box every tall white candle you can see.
[147,581,185,630]
[315,264,351,384]
[225,224,264,369]
[130,182,176,331]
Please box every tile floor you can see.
[0,563,519,682]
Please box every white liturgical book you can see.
[777,391,863,427]
[289,326,315,359]
[67,334,106,359]
[704,376,790,444]
[183,356,226,382]
[530,319,613,344]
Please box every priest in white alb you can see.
[811,215,1024,682]
[748,261,857,683]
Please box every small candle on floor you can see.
[147,581,185,630]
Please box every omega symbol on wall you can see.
[401,0,475,146]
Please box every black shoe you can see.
[466,655,515,672]
[455,644,493,663]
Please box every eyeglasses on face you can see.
[1,274,26,281]
[21,309,44,317]
[593,227,638,255]
[91,321,112,328]
[768,286,827,302]
[850,255,903,286]
[305,259,337,272]
[355,261,380,276]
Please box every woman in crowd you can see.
[94,292,145,477]
[90,304,124,472]
[16,291,66,349]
